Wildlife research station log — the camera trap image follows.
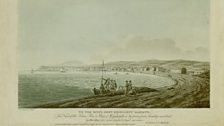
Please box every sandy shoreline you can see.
[32,73,209,108]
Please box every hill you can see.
[59,60,85,66]
[103,59,209,70]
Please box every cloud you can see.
[89,36,209,62]
[104,37,183,61]
[183,47,209,61]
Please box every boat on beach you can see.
[92,61,158,96]
[92,61,118,95]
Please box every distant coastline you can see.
[30,59,209,76]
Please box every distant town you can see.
[35,59,210,75]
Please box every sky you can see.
[19,0,210,70]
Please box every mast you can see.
[101,60,104,85]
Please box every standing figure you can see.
[100,83,105,94]
[110,80,114,89]
[125,80,129,95]
[104,78,110,92]
[114,80,117,90]
[128,80,132,90]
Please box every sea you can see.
[18,71,174,108]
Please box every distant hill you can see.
[106,61,137,66]
[103,59,209,70]
[59,60,85,66]
[159,60,209,70]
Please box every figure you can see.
[100,83,105,94]
[128,80,132,90]
[114,80,117,89]
[104,78,110,92]
[110,80,114,90]
[125,80,129,95]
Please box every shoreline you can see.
[30,72,209,108]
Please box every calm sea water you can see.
[18,71,174,107]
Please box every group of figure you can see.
[125,80,133,95]
[94,78,136,96]
[100,78,117,94]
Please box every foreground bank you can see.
[33,73,209,108]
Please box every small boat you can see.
[93,61,117,95]
[31,69,34,74]
[60,67,66,73]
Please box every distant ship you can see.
[60,67,66,73]
[31,69,34,74]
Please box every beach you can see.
[32,72,210,108]
[18,71,174,107]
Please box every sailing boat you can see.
[93,61,105,95]
[60,67,66,73]
[92,61,119,95]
